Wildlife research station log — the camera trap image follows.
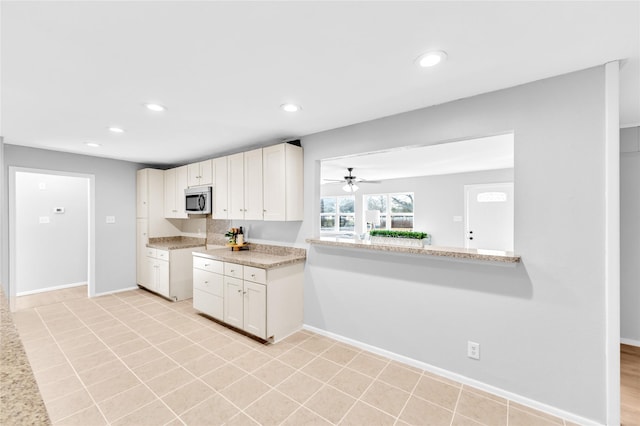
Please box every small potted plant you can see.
[369,229,431,248]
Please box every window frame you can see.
[320,195,356,233]
[363,192,415,231]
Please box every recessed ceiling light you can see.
[144,103,166,112]
[108,126,124,133]
[280,103,301,113]
[415,50,448,68]
[85,142,101,148]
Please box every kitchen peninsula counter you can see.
[192,244,306,269]
[147,236,206,250]
[306,237,520,263]
[0,291,50,425]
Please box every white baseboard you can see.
[303,324,602,426]
[93,286,139,298]
[17,282,87,296]
[621,337,640,347]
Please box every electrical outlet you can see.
[467,341,480,360]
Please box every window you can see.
[320,196,355,233]
[364,192,414,230]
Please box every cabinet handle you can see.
[243,291,247,295]
[237,289,241,293]
[263,209,267,212]
[251,274,256,278]
[223,209,227,212]
[204,281,208,284]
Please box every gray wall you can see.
[2,145,143,296]
[620,126,640,345]
[298,65,611,423]
[321,168,514,247]
[15,172,88,294]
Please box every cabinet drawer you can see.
[244,266,266,284]
[224,262,243,279]
[193,256,223,274]
[146,247,157,258]
[156,249,169,261]
[193,288,223,321]
[193,268,223,296]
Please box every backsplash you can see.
[205,218,231,246]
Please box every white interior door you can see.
[464,182,514,251]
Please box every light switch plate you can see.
[39,216,50,224]
[106,216,116,224]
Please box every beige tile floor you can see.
[12,288,574,426]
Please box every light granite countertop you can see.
[193,244,306,269]
[306,237,521,263]
[147,236,206,250]
[0,291,51,425]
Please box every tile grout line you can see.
[31,302,111,425]
[58,295,190,425]
[23,291,573,426]
[449,382,463,426]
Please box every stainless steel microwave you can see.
[185,186,212,214]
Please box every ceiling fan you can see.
[324,168,381,192]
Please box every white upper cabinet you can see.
[244,148,264,221]
[263,143,303,221]
[136,169,149,218]
[187,160,213,187]
[213,156,229,219]
[227,149,264,220]
[228,153,245,220]
[164,166,188,219]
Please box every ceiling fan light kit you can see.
[343,182,359,193]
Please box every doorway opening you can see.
[9,168,95,311]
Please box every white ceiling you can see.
[321,133,514,183]
[1,1,638,166]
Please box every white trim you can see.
[604,60,621,426]
[16,282,86,296]
[303,324,602,426]
[621,337,640,347]
[93,286,139,297]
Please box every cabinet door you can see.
[199,160,213,186]
[244,148,263,220]
[156,260,170,297]
[262,144,285,221]
[136,169,149,218]
[144,256,156,291]
[228,153,245,219]
[136,219,149,285]
[187,162,201,187]
[223,276,244,329]
[243,281,266,339]
[213,157,229,219]
[164,168,177,218]
[193,289,223,320]
[175,166,189,218]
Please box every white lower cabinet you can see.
[223,275,266,339]
[142,247,199,301]
[193,254,303,342]
[192,257,224,320]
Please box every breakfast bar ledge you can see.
[306,237,521,264]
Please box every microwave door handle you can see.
[198,194,205,211]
